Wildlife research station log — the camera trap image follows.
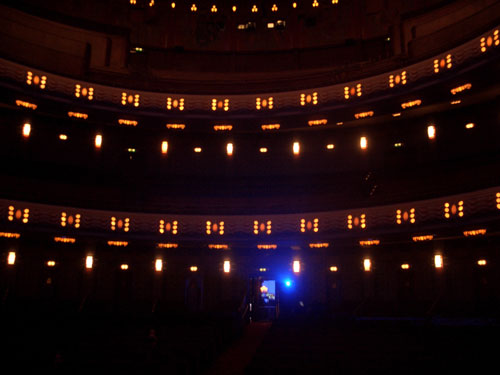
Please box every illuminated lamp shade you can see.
[211,98,229,111]
[354,111,373,119]
[477,259,487,266]
[85,255,93,269]
[232,5,236,12]
[190,266,198,272]
[16,100,37,110]
[26,71,47,89]
[433,54,452,73]
[272,4,278,11]
[292,2,297,8]
[363,258,372,272]
[118,119,138,126]
[480,30,499,52]
[121,92,140,107]
[68,112,89,120]
[465,123,475,129]
[157,243,178,249]
[208,244,229,250]
[95,134,102,148]
[256,97,274,110]
[155,259,163,272]
[59,134,68,141]
[308,119,327,127]
[389,71,407,87]
[194,147,202,153]
[166,124,186,130]
[401,100,422,109]
[120,264,129,270]
[300,92,318,106]
[309,243,329,249]
[47,260,56,267]
[401,263,410,270]
[252,5,258,12]
[7,251,16,265]
[293,260,301,273]
[332,0,339,3]
[259,147,268,153]
[312,0,319,7]
[223,260,230,273]
[226,143,234,156]
[257,244,277,250]
[330,266,338,272]
[360,136,367,150]
[412,235,433,242]
[434,255,443,269]
[427,125,436,140]
[214,125,233,132]
[22,123,31,138]
[463,229,486,237]
[261,124,280,131]
[171,2,175,8]
[206,221,225,235]
[451,83,472,95]
[211,5,217,12]
[359,240,379,246]
[0,232,21,239]
[161,141,168,154]
[107,241,128,247]
[190,4,197,12]
[293,142,300,155]
[74,84,94,100]
[326,144,335,150]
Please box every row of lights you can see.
[5,252,488,274]
[1,232,489,248]
[341,255,488,272]
[23,69,477,112]
[6,252,231,273]
[132,1,340,11]
[6,195,492,231]
[20,123,473,154]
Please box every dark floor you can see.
[245,317,500,374]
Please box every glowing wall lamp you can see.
[363,258,372,272]
[85,255,93,269]
[155,259,163,272]
[360,136,367,150]
[427,125,436,140]
[22,123,31,138]
[7,251,16,265]
[434,254,443,269]
[223,260,231,273]
[161,141,168,154]
[293,142,300,155]
[226,142,234,156]
[293,260,301,273]
[95,134,102,149]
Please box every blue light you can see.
[284,279,292,287]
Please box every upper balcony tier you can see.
[1,0,499,93]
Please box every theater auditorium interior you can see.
[0,0,499,373]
